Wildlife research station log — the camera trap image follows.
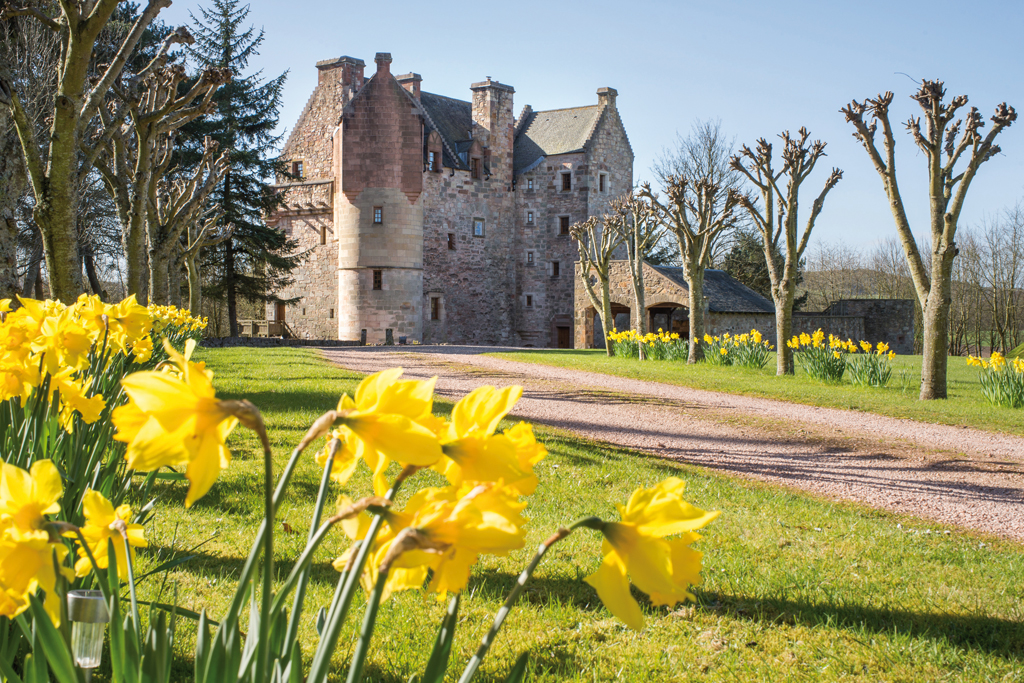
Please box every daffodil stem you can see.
[457,522,590,683]
[257,436,274,683]
[282,443,338,654]
[306,468,414,683]
[122,533,141,640]
[344,569,389,683]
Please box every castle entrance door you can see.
[556,326,571,349]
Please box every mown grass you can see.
[131,347,1023,682]
[485,349,1024,437]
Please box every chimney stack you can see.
[397,72,422,100]
[316,56,365,88]
[375,52,392,75]
[597,87,618,108]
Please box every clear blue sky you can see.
[159,0,1023,252]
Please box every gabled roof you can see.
[419,91,472,170]
[651,266,775,314]
[513,105,602,174]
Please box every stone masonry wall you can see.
[272,214,338,339]
[821,299,915,354]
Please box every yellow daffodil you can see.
[72,491,147,579]
[113,340,237,507]
[0,460,62,538]
[332,368,442,495]
[0,524,74,624]
[51,368,106,433]
[585,477,719,630]
[130,335,154,363]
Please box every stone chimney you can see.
[316,56,365,88]
[375,52,392,76]
[597,87,618,108]
[397,73,422,100]
[470,77,515,183]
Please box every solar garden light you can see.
[67,590,109,677]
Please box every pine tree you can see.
[180,0,297,335]
[722,229,808,311]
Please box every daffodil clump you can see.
[967,352,1024,408]
[847,341,897,387]
[701,329,774,368]
[608,328,688,360]
[0,460,145,625]
[44,361,716,683]
[788,330,897,385]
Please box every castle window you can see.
[372,270,383,290]
[559,216,570,235]
[473,218,484,237]
[599,173,607,193]
[330,308,335,319]
[471,157,482,180]
[292,160,304,178]
[428,151,437,172]
[527,178,533,190]
[527,211,533,224]
[527,251,534,266]
[430,296,440,320]
[302,308,306,316]
[551,261,560,278]
[526,295,533,308]
[320,225,327,245]
[447,232,456,250]
[373,207,383,224]
[560,172,571,192]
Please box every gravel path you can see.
[318,346,1024,542]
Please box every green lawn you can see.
[132,347,1023,682]
[485,349,1024,437]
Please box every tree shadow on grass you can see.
[699,590,1024,660]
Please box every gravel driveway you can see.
[318,346,1024,542]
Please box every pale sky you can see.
[159,0,1024,253]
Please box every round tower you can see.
[334,53,425,343]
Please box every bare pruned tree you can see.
[642,177,739,363]
[606,192,661,348]
[571,215,624,356]
[0,0,178,300]
[841,80,1016,399]
[731,129,843,375]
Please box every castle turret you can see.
[334,52,425,343]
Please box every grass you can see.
[129,347,1024,682]
[485,349,1024,437]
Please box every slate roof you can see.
[513,105,603,174]
[651,266,775,314]
[419,91,473,170]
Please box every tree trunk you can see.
[684,258,705,364]
[920,287,951,400]
[0,110,25,299]
[149,247,169,305]
[168,254,182,308]
[82,246,106,299]
[226,237,238,337]
[186,253,202,314]
[601,277,614,357]
[774,289,795,376]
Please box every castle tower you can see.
[470,78,515,185]
[334,53,425,343]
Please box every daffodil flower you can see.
[0,524,74,624]
[72,490,147,579]
[113,340,237,507]
[0,460,62,538]
[585,477,718,630]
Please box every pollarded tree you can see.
[607,192,661,345]
[571,215,624,356]
[642,177,739,364]
[730,129,843,375]
[841,81,1016,399]
[0,0,175,300]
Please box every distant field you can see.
[485,349,1024,436]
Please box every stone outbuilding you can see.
[575,261,916,354]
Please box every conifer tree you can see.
[181,0,296,335]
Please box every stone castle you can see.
[267,52,633,346]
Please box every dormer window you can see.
[427,131,443,172]
[471,157,482,179]
[428,151,437,172]
[292,160,304,178]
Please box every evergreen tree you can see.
[722,229,808,311]
[181,0,297,335]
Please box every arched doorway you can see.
[647,303,689,338]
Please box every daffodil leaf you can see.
[420,593,460,683]
[24,598,78,683]
[503,652,531,683]
[315,606,326,636]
